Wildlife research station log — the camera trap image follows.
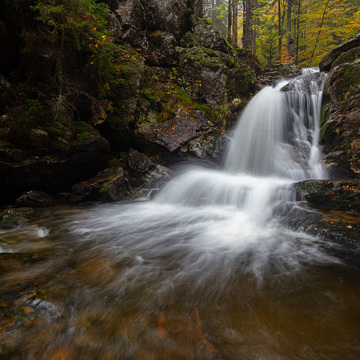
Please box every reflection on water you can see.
[0,204,360,360]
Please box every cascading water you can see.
[3,69,360,360]
[224,69,327,180]
[154,68,327,222]
[68,69,335,287]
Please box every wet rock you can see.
[293,206,360,252]
[137,110,211,153]
[0,208,34,229]
[319,37,360,177]
[187,129,227,160]
[71,150,175,202]
[15,190,55,208]
[130,164,175,198]
[257,64,301,87]
[25,298,61,321]
[295,179,360,212]
[128,149,154,173]
[71,167,130,203]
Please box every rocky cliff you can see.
[320,34,360,178]
[0,0,260,205]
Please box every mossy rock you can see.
[0,208,35,229]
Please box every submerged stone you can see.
[0,208,34,229]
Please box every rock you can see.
[0,147,31,162]
[295,180,360,212]
[257,64,301,88]
[192,21,230,53]
[319,37,360,177]
[71,167,130,203]
[0,120,110,205]
[14,190,54,207]
[0,208,34,229]
[319,33,360,72]
[146,0,189,40]
[130,164,175,198]
[187,129,227,160]
[287,204,360,251]
[128,149,154,172]
[29,128,49,154]
[137,109,211,153]
[177,42,256,106]
[71,152,175,203]
[292,179,360,250]
[54,192,72,204]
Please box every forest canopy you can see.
[203,0,360,66]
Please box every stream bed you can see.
[0,202,360,360]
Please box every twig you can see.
[195,307,217,353]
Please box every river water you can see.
[1,70,360,359]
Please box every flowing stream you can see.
[1,70,360,359]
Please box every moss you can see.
[344,66,354,77]
[39,126,62,137]
[320,121,330,142]
[73,121,93,140]
[143,89,159,103]
[197,17,213,26]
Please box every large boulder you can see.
[294,179,360,250]
[320,36,360,178]
[70,150,175,203]
[295,179,360,212]
[0,119,110,205]
[319,34,360,72]
[136,109,226,159]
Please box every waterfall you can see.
[224,69,327,180]
[69,69,336,288]
[154,69,327,220]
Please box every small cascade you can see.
[155,69,327,220]
[224,68,327,180]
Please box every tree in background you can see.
[203,0,360,66]
[243,0,254,50]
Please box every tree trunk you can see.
[286,0,295,60]
[211,0,215,22]
[310,0,330,64]
[228,0,232,44]
[278,0,282,58]
[295,0,300,64]
[252,0,258,53]
[243,0,253,51]
[195,0,204,17]
[231,0,238,47]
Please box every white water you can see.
[69,69,337,286]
